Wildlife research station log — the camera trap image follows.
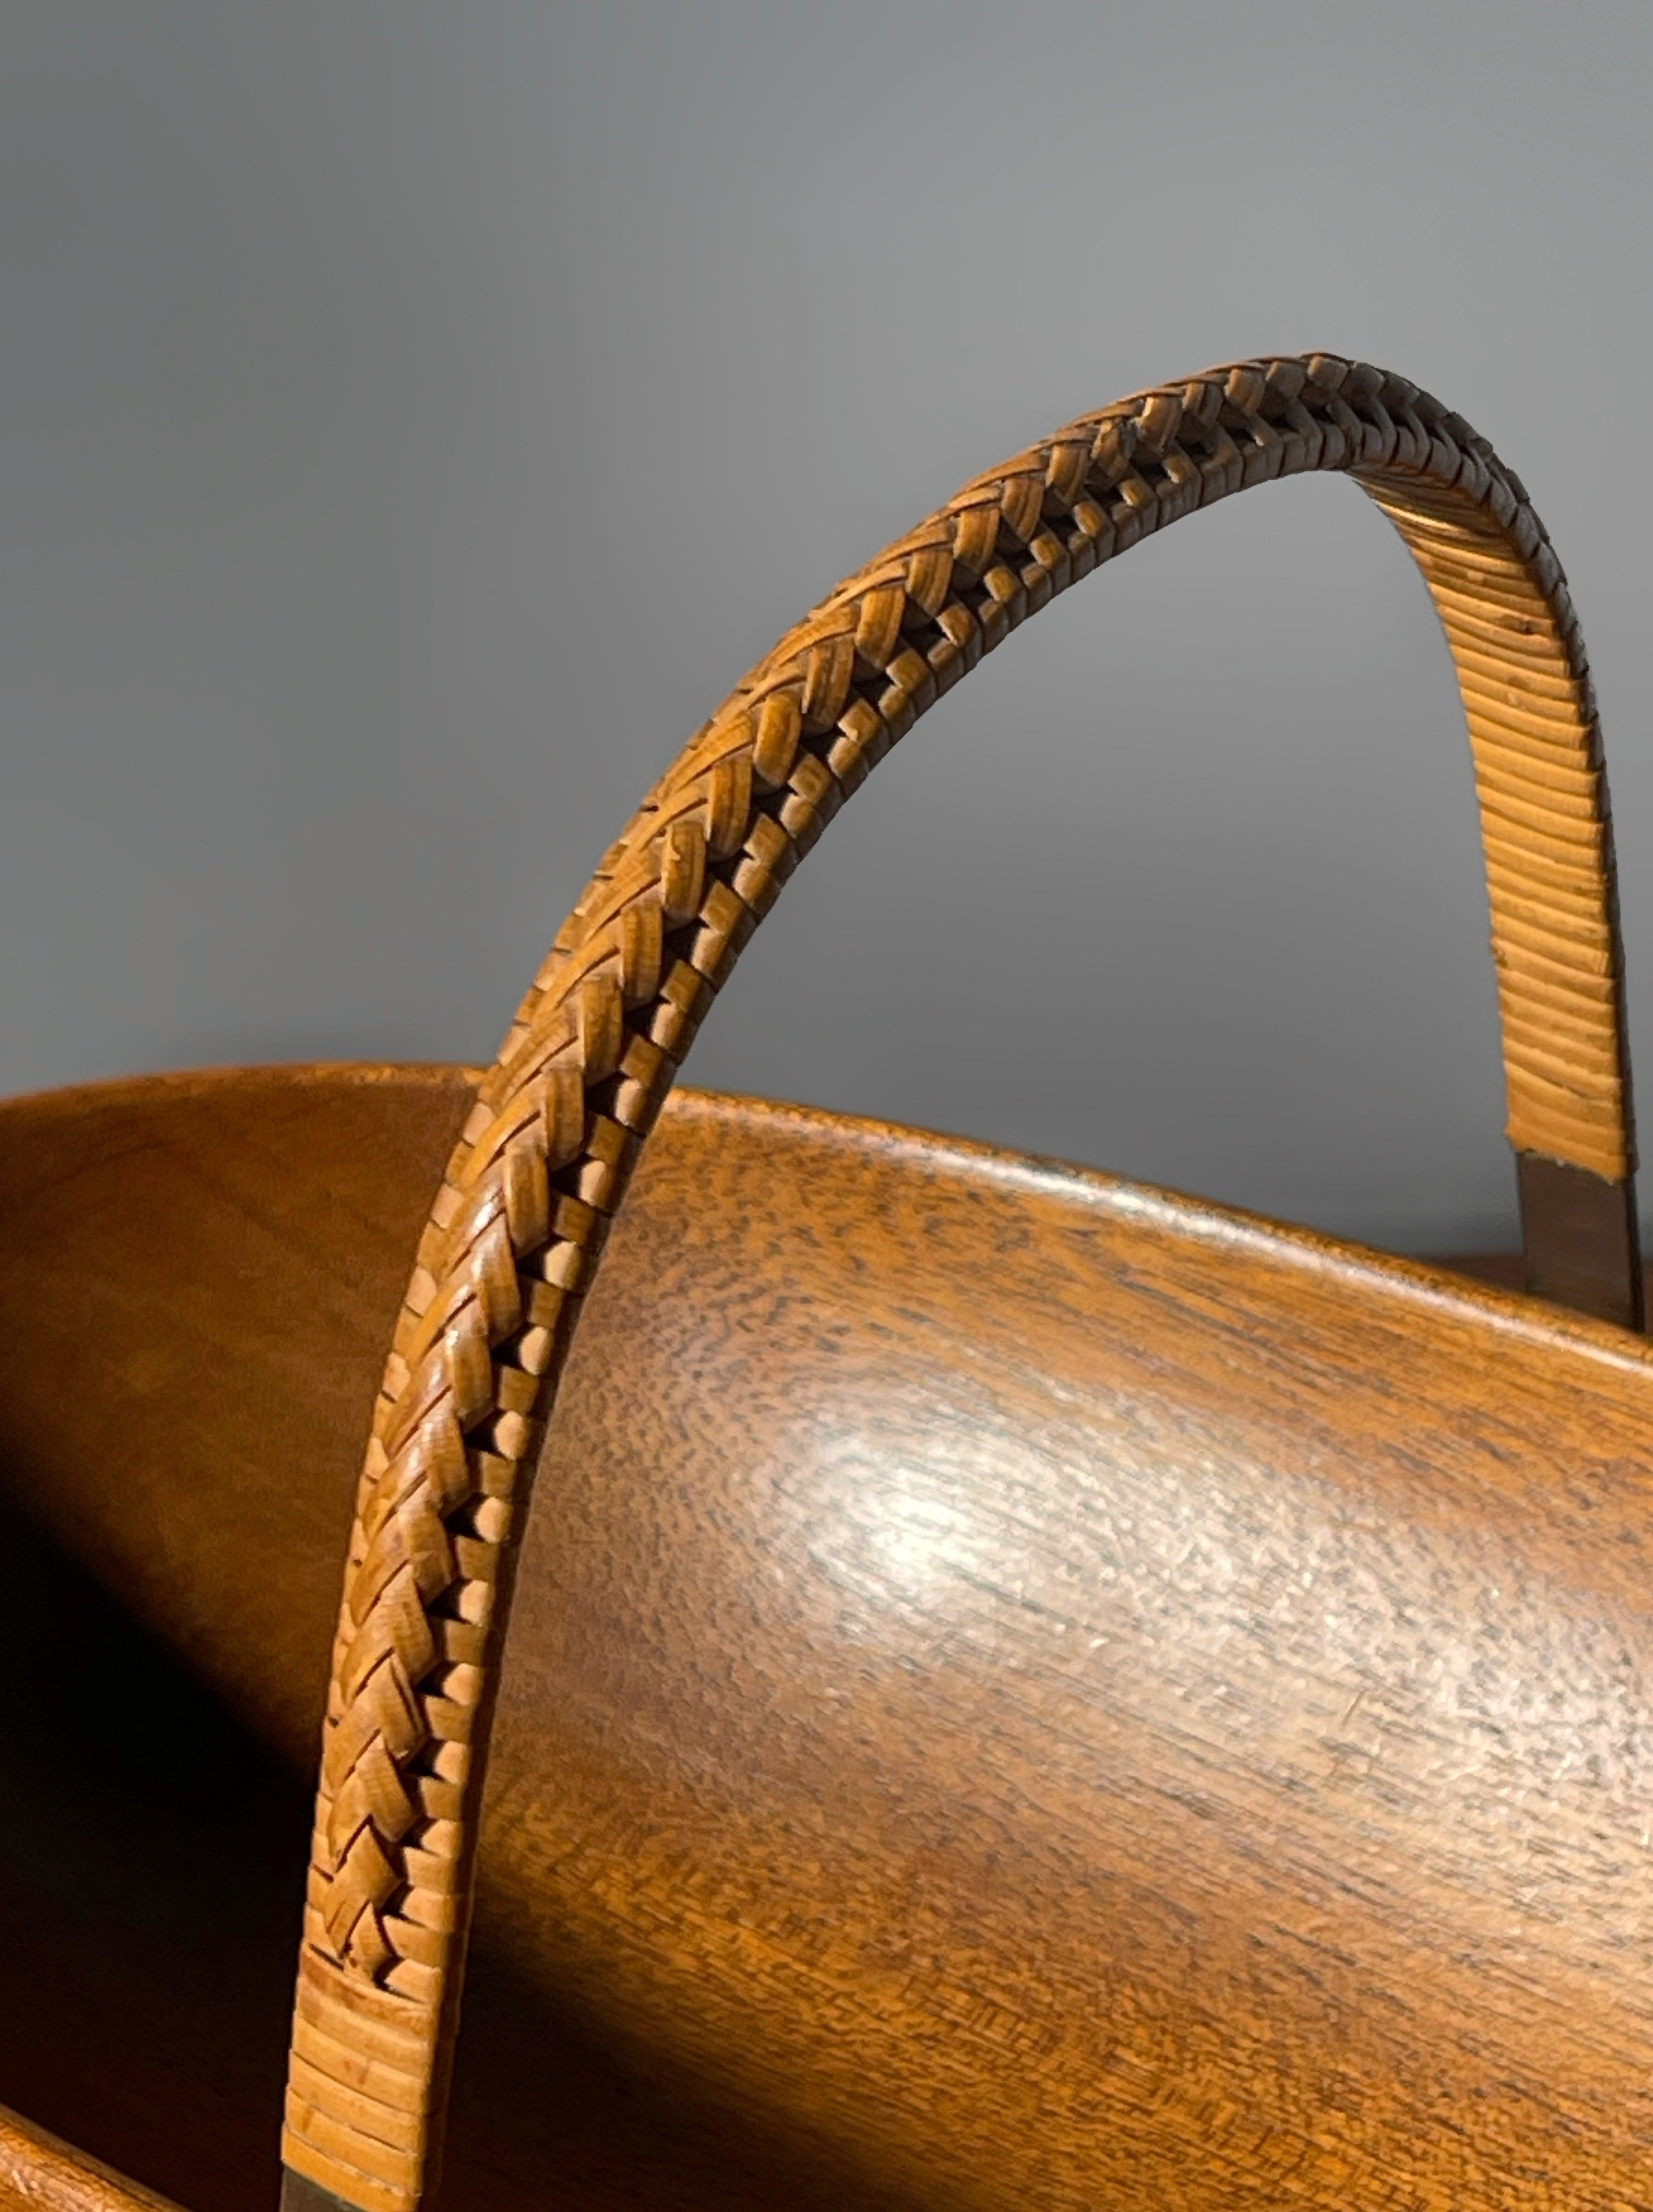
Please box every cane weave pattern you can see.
[281,353,1633,2212]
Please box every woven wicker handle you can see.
[281,354,1640,2212]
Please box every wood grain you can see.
[460,1089,1653,2211]
[9,1062,1653,2203]
[0,1064,476,1765]
[11,1069,1653,2209]
[0,2105,182,2212]
[0,1067,472,2212]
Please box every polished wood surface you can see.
[282,357,1642,2212]
[7,1067,1653,2209]
[0,2104,182,2212]
[0,1064,476,1767]
[477,1090,1653,2212]
[0,1068,472,2212]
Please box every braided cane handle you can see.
[281,354,1638,2212]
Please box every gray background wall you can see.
[4,2,1650,1252]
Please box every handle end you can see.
[1518,1151,1644,1331]
[280,2171,367,2212]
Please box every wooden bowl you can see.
[6,1063,1653,2212]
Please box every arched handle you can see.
[280,354,1640,2212]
